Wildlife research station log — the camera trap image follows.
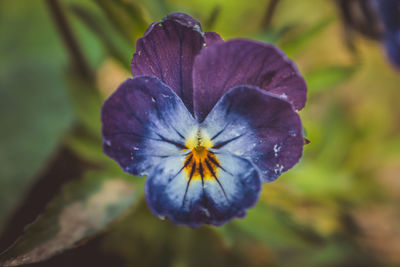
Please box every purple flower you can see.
[101,13,307,227]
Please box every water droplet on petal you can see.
[200,207,210,218]
[273,144,281,157]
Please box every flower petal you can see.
[193,39,307,121]
[204,31,224,45]
[101,76,196,176]
[383,34,400,67]
[131,13,205,113]
[201,85,304,182]
[145,152,261,227]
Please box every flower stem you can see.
[261,0,281,30]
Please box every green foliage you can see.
[69,4,132,70]
[305,65,359,94]
[279,17,334,58]
[94,0,149,45]
[0,0,73,232]
[0,171,143,267]
[1,0,400,266]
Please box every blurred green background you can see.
[1,0,400,266]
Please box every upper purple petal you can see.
[193,39,307,121]
[131,13,205,114]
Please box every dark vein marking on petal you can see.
[206,154,231,175]
[210,126,227,141]
[148,37,165,82]
[167,163,187,185]
[106,131,160,141]
[225,101,233,117]
[184,154,193,168]
[174,127,185,140]
[156,133,187,149]
[178,38,184,99]
[122,98,145,125]
[199,161,204,182]
[141,152,190,158]
[205,159,228,201]
[182,161,196,207]
[212,134,244,149]
[147,92,187,141]
[138,41,158,77]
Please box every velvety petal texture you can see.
[204,31,224,46]
[146,152,261,227]
[193,39,307,121]
[201,85,304,182]
[101,76,196,176]
[131,13,205,113]
[102,13,307,227]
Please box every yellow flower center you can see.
[183,129,220,181]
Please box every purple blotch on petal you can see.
[131,13,205,114]
[193,39,307,121]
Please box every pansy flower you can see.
[101,13,307,227]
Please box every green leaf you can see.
[0,1,73,231]
[67,73,103,137]
[255,24,298,44]
[69,4,132,70]
[232,203,320,249]
[305,65,359,95]
[113,0,151,32]
[94,0,145,45]
[203,5,221,31]
[0,171,143,267]
[64,132,109,164]
[280,17,334,58]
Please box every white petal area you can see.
[102,76,198,176]
[203,152,261,219]
[145,92,198,149]
[145,154,204,225]
[200,96,258,158]
[200,85,304,182]
[145,151,261,227]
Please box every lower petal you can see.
[145,152,261,227]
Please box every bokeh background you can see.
[1,0,400,266]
